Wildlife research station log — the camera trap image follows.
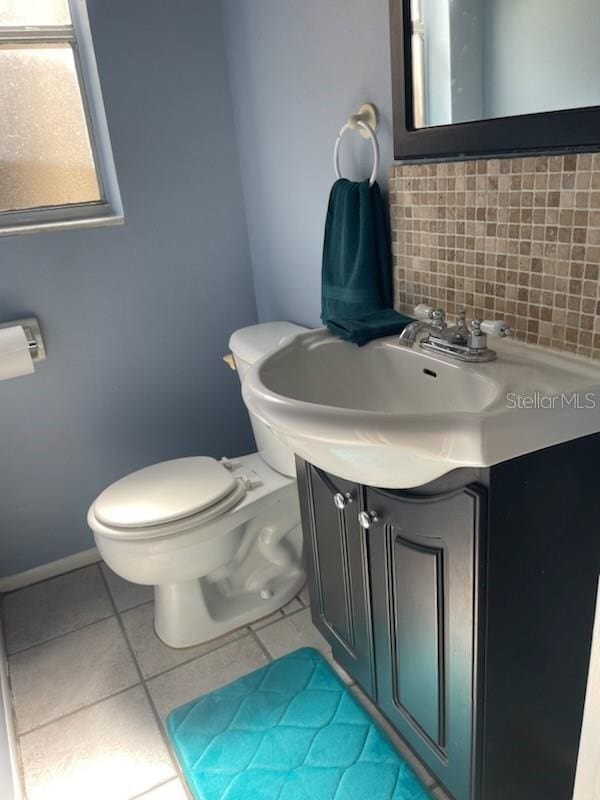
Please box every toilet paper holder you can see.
[0,317,46,362]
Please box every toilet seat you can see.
[89,456,248,540]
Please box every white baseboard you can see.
[0,548,101,594]
[574,576,600,800]
[0,618,23,800]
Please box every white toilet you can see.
[87,322,307,648]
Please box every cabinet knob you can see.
[333,492,354,510]
[358,510,379,529]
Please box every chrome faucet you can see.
[399,309,447,345]
[399,308,512,363]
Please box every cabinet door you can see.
[296,460,375,695]
[368,485,485,800]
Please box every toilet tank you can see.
[229,322,308,476]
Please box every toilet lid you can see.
[92,457,241,529]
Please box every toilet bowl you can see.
[87,322,308,648]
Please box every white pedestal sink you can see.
[243,327,600,488]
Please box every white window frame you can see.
[0,0,123,236]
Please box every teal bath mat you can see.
[167,647,432,800]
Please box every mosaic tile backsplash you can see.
[390,153,600,359]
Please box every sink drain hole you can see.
[423,368,437,378]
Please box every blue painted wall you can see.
[0,0,396,577]
[221,0,394,327]
[0,0,257,578]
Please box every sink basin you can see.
[242,328,600,487]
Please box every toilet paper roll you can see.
[0,326,35,382]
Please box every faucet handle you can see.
[480,320,512,338]
[430,308,446,329]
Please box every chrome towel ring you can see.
[333,102,380,187]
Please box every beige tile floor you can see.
[1,562,449,799]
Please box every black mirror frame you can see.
[390,0,600,162]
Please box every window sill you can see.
[0,212,125,237]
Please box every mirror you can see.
[390,0,600,159]
[409,0,600,129]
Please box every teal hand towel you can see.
[321,178,393,323]
[326,309,414,347]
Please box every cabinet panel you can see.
[296,460,375,695]
[391,535,444,747]
[369,484,485,800]
[308,466,355,648]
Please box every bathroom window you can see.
[0,0,123,235]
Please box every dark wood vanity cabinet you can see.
[297,433,600,800]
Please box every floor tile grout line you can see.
[249,612,284,631]
[8,567,146,738]
[254,600,308,627]
[0,602,29,800]
[114,597,157,615]
[97,567,193,800]
[135,601,311,684]
[129,776,183,800]
[6,611,118,658]
[0,560,102,599]
[249,628,274,662]
[4,564,117,657]
[16,681,143,738]
[136,626,254,683]
[136,681,195,799]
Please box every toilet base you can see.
[154,570,306,648]
[90,454,306,649]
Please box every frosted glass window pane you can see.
[0,0,71,27]
[0,44,101,213]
